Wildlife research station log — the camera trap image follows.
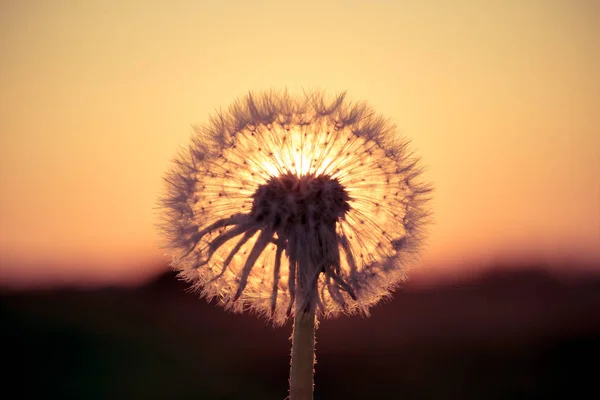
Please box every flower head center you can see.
[251,172,350,230]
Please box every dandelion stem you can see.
[289,305,316,400]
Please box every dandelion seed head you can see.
[159,90,432,325]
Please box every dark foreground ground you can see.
[2,264,600,399]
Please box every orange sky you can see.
[1,0,599,287]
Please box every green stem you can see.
[289,305,316,400]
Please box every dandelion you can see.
[159,90,432,400]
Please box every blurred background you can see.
[1,0,599,398]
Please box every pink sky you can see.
[1,1,599,287]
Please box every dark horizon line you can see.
[2,257,600,294]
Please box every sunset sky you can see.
[1,0,599,287]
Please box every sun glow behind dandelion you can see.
[161,91,431,324]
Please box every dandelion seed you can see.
[158,90,432,400]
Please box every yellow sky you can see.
[1,0,599,286]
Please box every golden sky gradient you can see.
[1,0,599,286]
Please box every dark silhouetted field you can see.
[2,264,600,399]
